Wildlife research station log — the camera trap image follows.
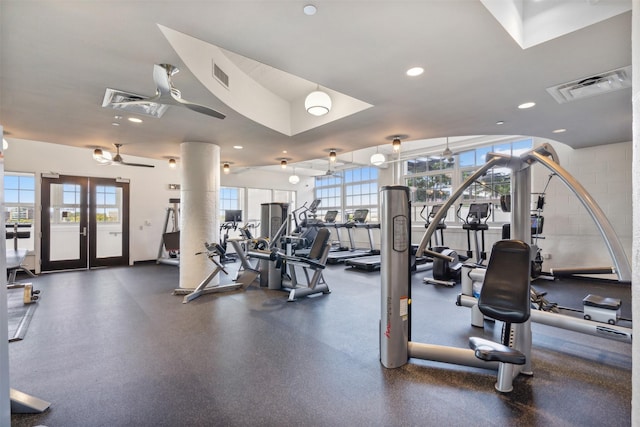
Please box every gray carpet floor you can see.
[9,262,631,426]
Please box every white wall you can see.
[4,138,309,268]
[531,141,632,277]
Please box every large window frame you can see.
[404,138,533,225]
[4,172,36,251]
[314,166,379,223]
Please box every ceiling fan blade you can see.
[153,63,176,96]
[120,160,155,168]
[170,92,226,119]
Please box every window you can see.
[405,138,533,223]
[314,166,379,222]
[220,187,241,221]
[95,186,120,223]
[345,167,379,221]
[315,174,343,222]
[4,172,36,250]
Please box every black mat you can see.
[7,287,37,342]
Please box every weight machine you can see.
[417,144,632,343]
[157,198,180,266]
[380,185,533,393]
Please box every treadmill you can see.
[346,204,446,272]
[326,209,378,264]
[322,210,350,252]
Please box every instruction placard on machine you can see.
[393,215,408,252]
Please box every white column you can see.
[631,1,639,425]
[179,142,220,289]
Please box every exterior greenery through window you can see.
[404,138,533,223]
[315,166,379,222]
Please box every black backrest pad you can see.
[308,228,331,260]
[478,240,531,324]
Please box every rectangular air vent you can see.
[546,65,631,104]
[101,88,169,118]
[213,62,229,88]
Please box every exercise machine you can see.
[157,198,180,266]
[380,185,533,393]
[173,242,251,303]
[219,209,242,263]
[5,223,39,303]
[417,144,632,343]
[327,209,378,264]
[227,227,331,301]
[421,204,462,286]
[458,202,491,265]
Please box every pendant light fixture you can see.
[370,146,385,166]
[392,137,401,152]
[305,86,332,116]
[289,167,300,184]
[223,162,230,174]
[281,159,287,169]
[168,158,177,168]
[329,149,337,163]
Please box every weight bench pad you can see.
[469,336,526,365]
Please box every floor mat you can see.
[7,287,38,342]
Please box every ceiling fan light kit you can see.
[92,143,154,168]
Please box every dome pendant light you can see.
[370,146,385,166]
[289,167,300,184]
[305,86,332,116]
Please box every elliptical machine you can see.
[458,202,491,265]
[421,204,462,286]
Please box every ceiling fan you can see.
[93,143,154,168]
[105,63,226,119]
[441,137,460,163]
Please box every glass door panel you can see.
[41,176,88,271]
[89,178,129,267]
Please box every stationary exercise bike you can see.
[219,209,243,263]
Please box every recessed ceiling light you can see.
[233,145,243,150]
[303,4,317,15]
[111,122,120,126]
[406,67,424,77]
[496,121,505,125]
[114,115,122,120]
[282,150,287,154]
[128,117,143,123]
[518,102,536,109]
[552,128,567,133]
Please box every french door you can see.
[41,175,130,271]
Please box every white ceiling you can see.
[0,1,633,171]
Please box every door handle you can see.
[81,227,87,237]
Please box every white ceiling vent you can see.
[546,65,631,104]
[102,88,169,118]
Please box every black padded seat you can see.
[477,240,531,324]
[469,239,531,365]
